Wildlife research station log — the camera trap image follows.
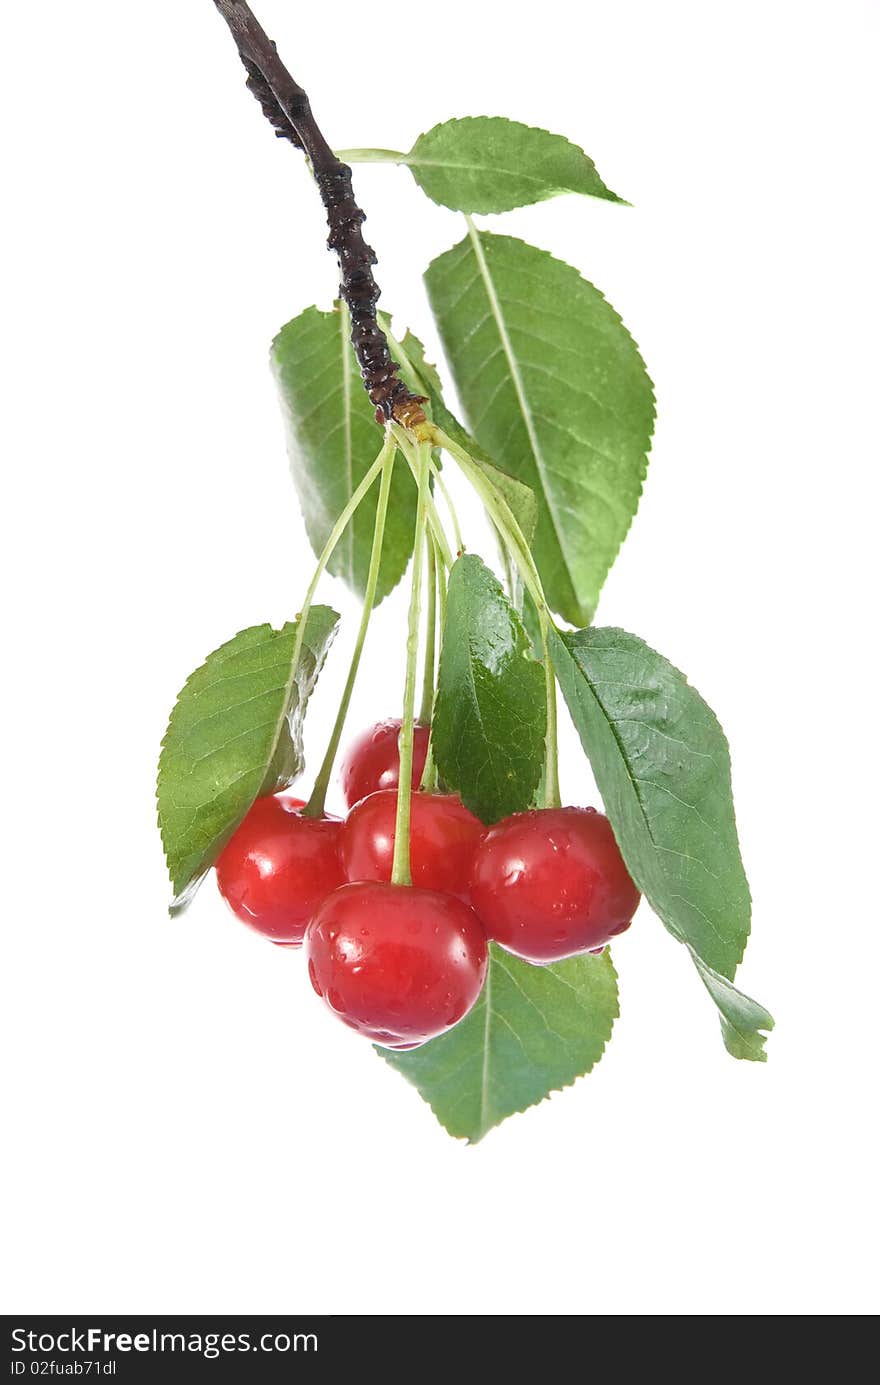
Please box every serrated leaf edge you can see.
[378,948,619,1144]
[404,115,629,212]
[552,625,752,973]
[428,229,657,625]
[156,613,337,910]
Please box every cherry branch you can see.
[212,1,426,428]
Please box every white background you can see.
[2,0,877,1316]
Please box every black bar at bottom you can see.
[3,1317,359,1380]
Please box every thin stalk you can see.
[390,423,454,569]
[419,536,437,727]
[390,440,432,887]
[420,739,439,794]
[492,520,515,601]
[423,486,455,570]
[493,518,523,611]
[285,439,389,707]
[303,432,397,817]
[334,148,407,164]
[419,530,446,793]
[431,462,464,555]
[433,426,547,612]
[540,616,561,810]
[433,529,448,640]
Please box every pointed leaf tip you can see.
[404,116,626,214]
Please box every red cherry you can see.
[469,807,640,964]
[305,881,488,1047]
[340,789,485,900]
[215,794,344,945]
[340,719,430,808]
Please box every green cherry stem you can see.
[420,737,439,795]
[539,614,562,810]
[419,529,447,791]
[430,463,464,555]
[434,427,547,612]
[284,434,391,729]
[390,423,455,569]
[391,438,432,887]
[419,534,437,727]
[376,334,464,556]
[303,431,397,818]
[433,528,448,640]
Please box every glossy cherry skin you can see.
[340,789,485,901]
[469,807,640,964]
[340,719,430,809]
[305,881,488,1047]
[215,794,344,945]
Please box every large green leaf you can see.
[271,304,415,602]
[157,608,338,911]
[432,555,546,823]
[425,230,655,625]
[346,117,624,214]
[549,624,772,1057]
[381,945,618,1141]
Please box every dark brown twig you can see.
[212,1,426,428]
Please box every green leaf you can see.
[691,953,774,1062]
[433,555,546,823]
[271,304,415,603]
[548,624,772,1054]
[425,230,655,625]
[549,625,750,974]
[387,117,625,214]
[157,608,338,911]
[381,945,618,1142]
[384,318,538,547]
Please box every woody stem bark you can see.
[211,1,425,426]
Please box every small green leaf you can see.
[548,624,772,1055]
[433,555,546,823]
[157,608,338,911]
[425,230,655,625]
[395,117,625,214]
[385,318,538,547]
[691,953,774,1061]
[271,304,415,603]
[381,945,618,1142]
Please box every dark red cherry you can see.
[340,719,430,808]
[305,881,488,1047]
[469,807,640,964]
[340,789,485,900]
[215,794,344,945]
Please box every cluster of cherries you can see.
[215,720,640,1049]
